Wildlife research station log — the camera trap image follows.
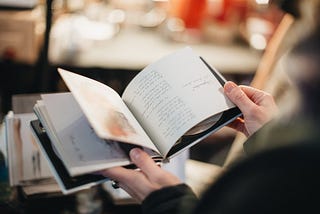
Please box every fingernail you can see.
[224,81,237,93]
[130,148,141,160]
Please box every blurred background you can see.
[0,0,285,119]
[0,0,287,179]
[0,0,310,213]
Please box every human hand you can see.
[100,148,182,203]
[224,81,278,137]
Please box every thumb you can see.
[224,81,256,112]
[130,148,159,174]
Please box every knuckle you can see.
[260,92,276,106]
[261,92,271,100]
[232,89,246,102]
[248,106,260,116]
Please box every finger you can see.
[129,148,160,176]
[227,118,248,136]
[101,166,151,192]
[239,85,270,105]
[240,85,278,116]
[224,81,257,112]
[100,166,132,181]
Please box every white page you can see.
[122,47,235,156]
[58,69,158,153]
[6,113,52,184]
[6,113,21,185]
[18,113,52,181]
[41,93,132,176]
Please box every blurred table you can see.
[49,25,261,75]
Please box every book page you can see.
[122,47,235,156]
[40,93,132,176]
[58,69,158,153]
[6,113,52,185]
[16,114,52,181]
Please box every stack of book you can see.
[4,111,60,197]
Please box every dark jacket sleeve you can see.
[141,184,198,214]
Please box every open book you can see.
[31,47,241,194]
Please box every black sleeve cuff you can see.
[141,184,198,214]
